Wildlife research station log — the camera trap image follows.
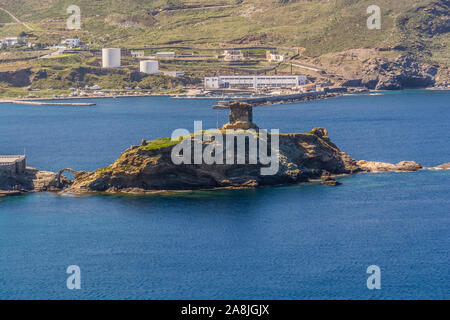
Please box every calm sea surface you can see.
[0,90,449,299]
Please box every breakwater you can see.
[11,100,95,106]
[213,88,346,108]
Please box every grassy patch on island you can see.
[142,137,183,151]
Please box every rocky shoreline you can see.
[0,168,71,197]
[308,49,450,91]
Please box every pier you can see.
[0,190,24,197]
[11,100,96,106]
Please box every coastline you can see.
[1,87,448,105]
[0,91,342,107]
[0,93,173,104]
[3,162,446,199]
[3,162,447,199]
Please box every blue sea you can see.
[0,90,449,299]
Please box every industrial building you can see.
[102,48,121,68]
[0,155,26,175]
[140,60,159,74]
[204,75,307,90]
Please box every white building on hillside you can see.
[156,52,175,59]
[204,75,307,90]
[0,37,25,47]
[266,50,287,62]
[62,38,80,48]
[131,50,145,58]
[223,50,244,62]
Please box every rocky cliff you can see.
[0,168,71,194]
[68,128,423,194]
[361,56,438,90]
[312,49,441,90]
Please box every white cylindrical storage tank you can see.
[140,60,159,74]
[102,48,121,68]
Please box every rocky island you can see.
[2,102,442,197]
[67,130,423,194]
[66,102,425,194]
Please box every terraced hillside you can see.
[0,0,448,96]
[0,0,447,59]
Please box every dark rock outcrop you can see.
[355,56,438,90]
[0,69,32,87]
[372,56,437,90]
[321,171,342,186]
[397,0,450,36]
[313,48,441,90]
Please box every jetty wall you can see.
[242,91,324,105]
[213,90,341,109]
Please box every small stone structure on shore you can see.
[0,155,26,175]
[0,155,74,194]
[221,102,259,130]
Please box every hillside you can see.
[0,0,447,59]
[0,0,448,96]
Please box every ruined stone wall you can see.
[229,105,252,123]
[16,157,26,174]
[0,163,16,175]
[0,156,26,175]
[222,102,259,130]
